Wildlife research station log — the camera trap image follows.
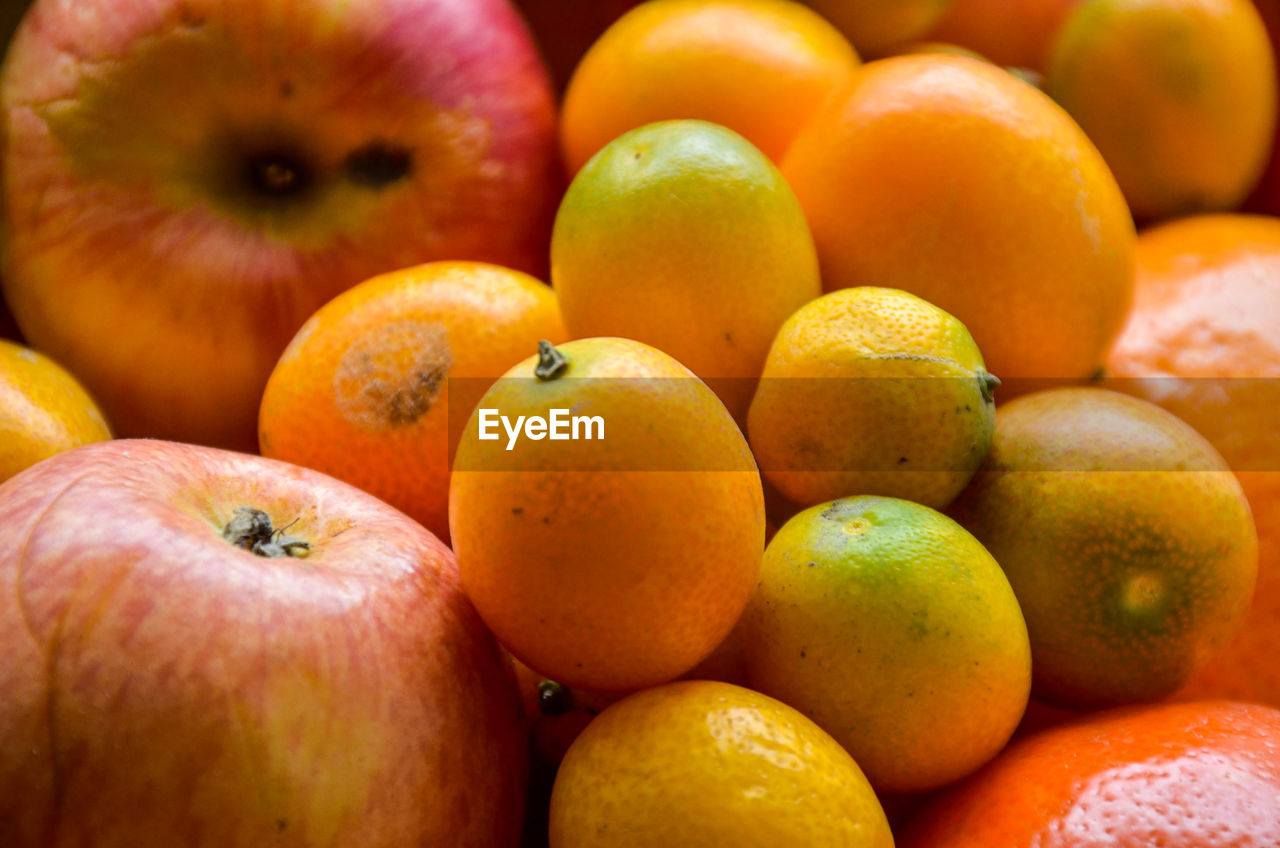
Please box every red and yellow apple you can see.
[0,439,528,847]
[0,0,560,450]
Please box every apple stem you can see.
[534,340,569,381]
[221,506,311,558]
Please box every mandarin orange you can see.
[258,261,565,541]
[902,700,1280,847]
[951,388,1258,708]
[781,54,1135,386]
[449,338,764,693]
[549,680,894,847]
[1046,0,1277,220]
[560,0,859,172]
[552,120,821,420]
[0,339,112,482]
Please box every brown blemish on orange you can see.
[334,320,452,430]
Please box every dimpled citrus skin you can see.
[1046,0,1277,221]
[560,0,860,172]
[551,120,821,421]
[449,338,765,693]
[0,338,111,482]
[741,495,1032,793]
[748,286,996,510]
[548,680,894,848]
[781,54,1135,384]
[1106,215,1280,707]
[901,700,1280,848]
[950,388,1259,709]
[258,261,565,542]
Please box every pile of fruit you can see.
[1,0,1278,845]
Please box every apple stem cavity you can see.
[246,152,311,198]
[221,506,311,558]
[534,340,569,381]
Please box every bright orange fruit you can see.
[781,54,1135,386]
[1046,0,1277,220]
[449,337,764,693]
[748,287,998,511]
[741,495,1031,793]
[552,120,821,421]
[1,338,111,482]
[258,261,565,541]
[560,0,860,172]
[549,680,894,847]
[901,700,1280,847]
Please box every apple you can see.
[0,439,528,846]
[0,0,561,451]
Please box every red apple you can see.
[0,0,560,451]
[0,439,528,846]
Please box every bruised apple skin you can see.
[0,440,528,847]
[0,0,560,450]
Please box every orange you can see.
[449,337,764,693]
[804,0,956,56]
[901,700,1280,847]
[258,261,565,542]
[0,338,111,482]
[1046,0,1277,221]
[922,0,1081,72]
[1106,214,1280,707]
[950,388,1258,709]
[748,286,998,511]
[548,680,894,847]
[741,495,1031,793]
[552,120,821,420]
[781,54,1135,385]
[560,0,860,173]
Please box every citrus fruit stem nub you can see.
[535,340,570,381]
[978,369,1001,404]
[536,679,575,716]
[221,506,311,558]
